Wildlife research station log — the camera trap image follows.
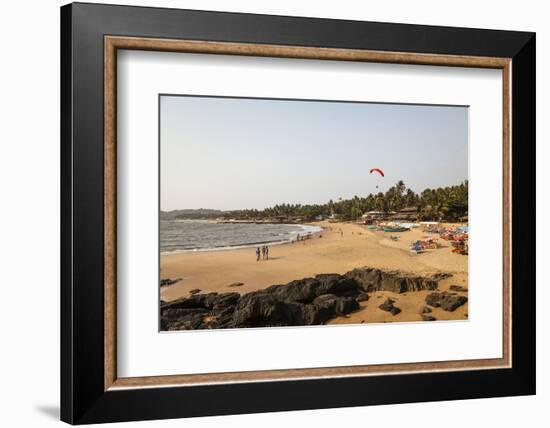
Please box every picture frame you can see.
[61,2,535,424]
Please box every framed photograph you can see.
[61,2,535,424]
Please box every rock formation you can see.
[161,267,448,330]
[425,291,468,311]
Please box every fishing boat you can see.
[383,226,409,232]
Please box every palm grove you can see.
[222,180,468,222]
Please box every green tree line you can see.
[223,180,468,222]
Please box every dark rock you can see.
[449,285,468,292]
[212,292,240,309]
[161,308,207,331]
[205,306,236,329]
[160,278,181,287]
[312,294,360,318]
[422,315,437,321]
[345,268,382,292]
[390,306,401,315]
[356,292,369,302]
[425,292,468,311]
[189,288,201,295]
[418,305,432,314]
[194,292,219,308]
[160,267,450,330]
[440,294,468,311]
[231,293,307,327]
[345,267,440,293]
[303,301,334,325]
[335,297,360,315]
[266,277,318,303]
[316,274,359,296]
[425,292,442,307]
[228,282,244,288]
[431,272,452,281]
[378,298,401,315]
[312,293,338,308]
[161,296,206,310]
[266,273,362,304]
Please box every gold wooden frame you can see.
[104,36,512,391]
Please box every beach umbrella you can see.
[370,168,385,189]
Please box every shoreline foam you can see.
[161,223,323,255]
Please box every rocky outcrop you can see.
[344,268,440,293]
[160,267,449,330]
[425,292,468,311]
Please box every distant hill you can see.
[160,209,225,220]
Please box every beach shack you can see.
[361,211,386,224]
[274,215,288,223]
[389,206,419,222]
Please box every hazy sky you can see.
[160,95,468,211]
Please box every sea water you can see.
[160,220,322,253]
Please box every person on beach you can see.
[256,247,261,261]
[265,246,269,260]
[261,246,266,260]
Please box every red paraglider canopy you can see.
[369,168,384,177]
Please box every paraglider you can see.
[369,168,384,177]
[370,167,384,189]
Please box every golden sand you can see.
[160,221,468,323]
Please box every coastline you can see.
[160,220,468,324]
[160,223,323,255]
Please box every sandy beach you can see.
[160,221,468,324]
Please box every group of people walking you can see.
[256,245,269,261]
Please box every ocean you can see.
[160,220,322,253]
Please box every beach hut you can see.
[389,207,419,221]
[361,211,387,224]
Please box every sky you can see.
[160,95,468,211]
